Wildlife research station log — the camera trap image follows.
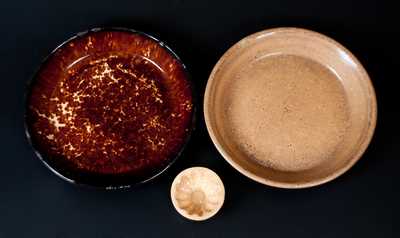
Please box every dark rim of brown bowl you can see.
[24,27,196,190]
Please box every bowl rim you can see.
[203,27,377,189]
[24,27,197,190]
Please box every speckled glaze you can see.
[25,28,194,188]
[204,28,377,189]
[170,167,225,221]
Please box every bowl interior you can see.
[204,28,376,188]
[25,29,195,188]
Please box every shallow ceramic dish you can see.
[204,27,377,188]
[25,28,195,189]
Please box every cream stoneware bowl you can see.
[204,27,377,189]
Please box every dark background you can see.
[0,0,398,237]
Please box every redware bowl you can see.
[25,28,195,189]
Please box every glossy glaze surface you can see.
[26,29,194,187]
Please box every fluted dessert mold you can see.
[171,167,225,221]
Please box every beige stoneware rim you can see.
[204,27,377,189]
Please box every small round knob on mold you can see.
[170,167,225,221]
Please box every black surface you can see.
[0,0,398,237]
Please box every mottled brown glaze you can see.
[204,28,377,188]
[26,29,194,187]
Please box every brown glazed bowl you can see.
[25,28,195,189]
[204,27,377,188]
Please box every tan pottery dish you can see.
[170,167,225,221]
[204,27,377,188]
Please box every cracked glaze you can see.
[26,30,193,178]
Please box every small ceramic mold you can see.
[170,167,225,221]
